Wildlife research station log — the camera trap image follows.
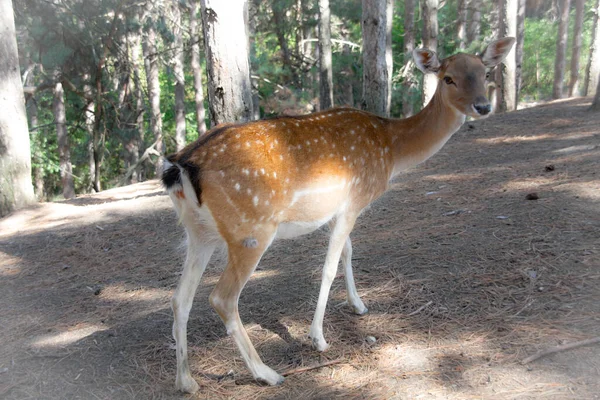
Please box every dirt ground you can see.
[1,98,599,400]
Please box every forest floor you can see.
[1,98,599,400]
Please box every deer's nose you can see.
[474,103,491,115]
[473,96,491,115]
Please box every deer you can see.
[161,37,515,393]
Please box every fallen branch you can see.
[282,358,345,377]
[521,337,600,364]
[408,301,433,316]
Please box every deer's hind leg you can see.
[172,227,220,393]
[208,223,284,386]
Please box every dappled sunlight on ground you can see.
[0,180,170,238]
[1,99,599,399]
[30,324,108,348]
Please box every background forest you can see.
[10,0,600,201]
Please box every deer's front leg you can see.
[310,213,358,351]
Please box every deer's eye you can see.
[486,72,491,80]
[443,76,455,85]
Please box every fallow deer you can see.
[162,37,515,393]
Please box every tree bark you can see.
[591,72,600,110]
[0,0,36,216]
[495,0,518,112]
[53,79,75,199]
[568,0,585,97]
[189,0,207,135]
[318,0,334,110]
[467,0,482,43]
[142,20,163,175]
[171,2,187,151]
[82,78,96,191]
[457,0,467,50]
[402,0,416,117]
[361,0,393,117]
[585,0,600,97]
[553,0,571,99]
[515,0,526,102]
[201,0,254,125]
[273,2,300,87]
[421,0,438,107]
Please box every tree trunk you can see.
[515,0,526,103]
[273,3,300,87]
[467,0,482,43]
[201,0,253,125]
[361,0,393,117]
[171,2,187,151]
[591,72,600,110]
[318,0,334,110]
[122,26,144,184]
[301,0,317,101]
[189,0,207,135]
[457,0,467,50]
[28,97,45,200]
[585,0,600,96]
[0,0,36,216]
[24,61,44,200]
[402,0,416,118]
[568,0,585,97]
[495,0,518,112]
[421,0,438,107]
[553,0,571,99]
[83,79,96,192]
[248,0,261,120]
[142,21,163,175]
[53,80,75,199]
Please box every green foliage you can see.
[14,0,598,200]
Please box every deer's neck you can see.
[387,88,466,178]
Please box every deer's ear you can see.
[480,37,516,68]
[413,48,441,74]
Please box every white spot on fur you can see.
[253,196,259,206]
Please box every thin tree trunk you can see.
[301,0,316,100]
[457,0,467,50]
[171,2,187,151]
[130,28,144,182]
[361,0,393,117]
[142,21,163,175]
[24,60,44,200]
[421,0,438,107]
[515,0,525,103]
[248,0,261,120]
[83,78,96,191]
[568,0,585,97]
[0,0,36,215]
[273,4,300,87]
[53,80,75,199]
[201,0,253,125]
[585,0,600,96]
[553,0,571,99]
[28,97,45,199]
[402,0,416,117]
[495,0,518,112]
[189,0,207,135]
[467,0,482,43]
[318,0,334,110]
[591,72,600,110]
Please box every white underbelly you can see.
[275,216,332,239]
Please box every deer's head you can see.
[414,37,516,119]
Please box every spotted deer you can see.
[162,37,515,393]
